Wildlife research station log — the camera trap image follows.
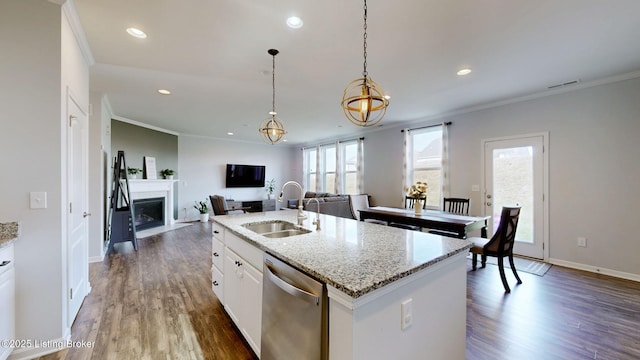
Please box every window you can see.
[303,139,362,195]
[407,126,443,208]
[342,141,358,194]
[304,148,317,191]
[322,145,336,194]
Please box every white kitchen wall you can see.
[178,135,299,221]
[355,75,640,279]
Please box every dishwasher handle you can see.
[265,263,320,305]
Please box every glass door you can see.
[483,134,546,259]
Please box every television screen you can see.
[225,164,266,188]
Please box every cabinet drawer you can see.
[225,232,263,271]
[212,222,224,241]
[212,238,224,271]
[211,265,224,303]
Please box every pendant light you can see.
[259,49,287,144]
[341,0,389,127]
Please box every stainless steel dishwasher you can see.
[261,253,328,360]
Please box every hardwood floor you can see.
[37,222,639,360]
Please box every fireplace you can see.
[132,197,165,231]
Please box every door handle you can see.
[486,194,492,199]
[83,212,92,218]
[0,260,10,267]
[486,202,492,206]
[265,263,320,305]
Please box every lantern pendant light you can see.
[259,49,287,144]
[341,0,389,127]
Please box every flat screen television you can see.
[225,164,266,188]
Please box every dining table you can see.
[359,206,490,239]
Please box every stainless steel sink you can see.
[242,220,311,238]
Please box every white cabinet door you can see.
[241,261,263,357]
[0,266,15,360]
[211,265,224,303]
[223,249,242,326]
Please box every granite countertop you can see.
[213,210,471,298]
[0,222,19,248]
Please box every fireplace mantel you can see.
[127,179,178,226]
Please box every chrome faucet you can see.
[278,181,307,226]
[306,198,321,231]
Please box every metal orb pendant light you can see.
[341,0,389,127]
[259,49,287,144]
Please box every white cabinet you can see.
[0,243,15,360]
[211,224,225,301]
[212,224,263,357]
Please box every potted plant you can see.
[194,199,210,222]
[265,179,276,199]
[160,169,175,180]
[407,181,428,215]
[127,167,142,179]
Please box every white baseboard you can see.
[8,334,70,360]
[548,258,640,282]
[88,255,104,263]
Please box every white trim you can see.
[549,258,640,283]
[112,116,180,136]
[61,0,95,66]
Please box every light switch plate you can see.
[30,191,47,209]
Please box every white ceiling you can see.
[73,0,640,145]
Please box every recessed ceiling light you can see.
[283,139,288,142]
[157,89,171,95]
[227,132,234,136]
[457,68,472,76]
[286,16,303,29]
[126,27,147,39]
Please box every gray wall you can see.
[358,76,640,278]
[111,120,179,217]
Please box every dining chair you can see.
[428,197,471,237]
[468,206,522,293]
[405,196,426,209]
[443,198,470,215]
[209,195,249,215]
[348,194,388,225]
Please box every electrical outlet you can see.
[577,237,587,247]
[401,299,413,330]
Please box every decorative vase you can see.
[199,213,209,222]
[167,175,174,180]
[414,199,423,215]
[130,174,137,179]
[267,193,272,200]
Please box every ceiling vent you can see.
[547,79,581,89]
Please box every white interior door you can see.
[67,92,89,327]
[483,134,547,259]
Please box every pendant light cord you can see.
[362,0,368,78]
[272,52,276,113]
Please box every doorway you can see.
[482,133,548,259]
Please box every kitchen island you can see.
[212,210,471,360]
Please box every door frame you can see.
[480,132,549,261]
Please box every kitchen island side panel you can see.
[328,252,467,360]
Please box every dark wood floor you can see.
[37,222,640,360]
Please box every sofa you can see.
[288,191,355,220]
